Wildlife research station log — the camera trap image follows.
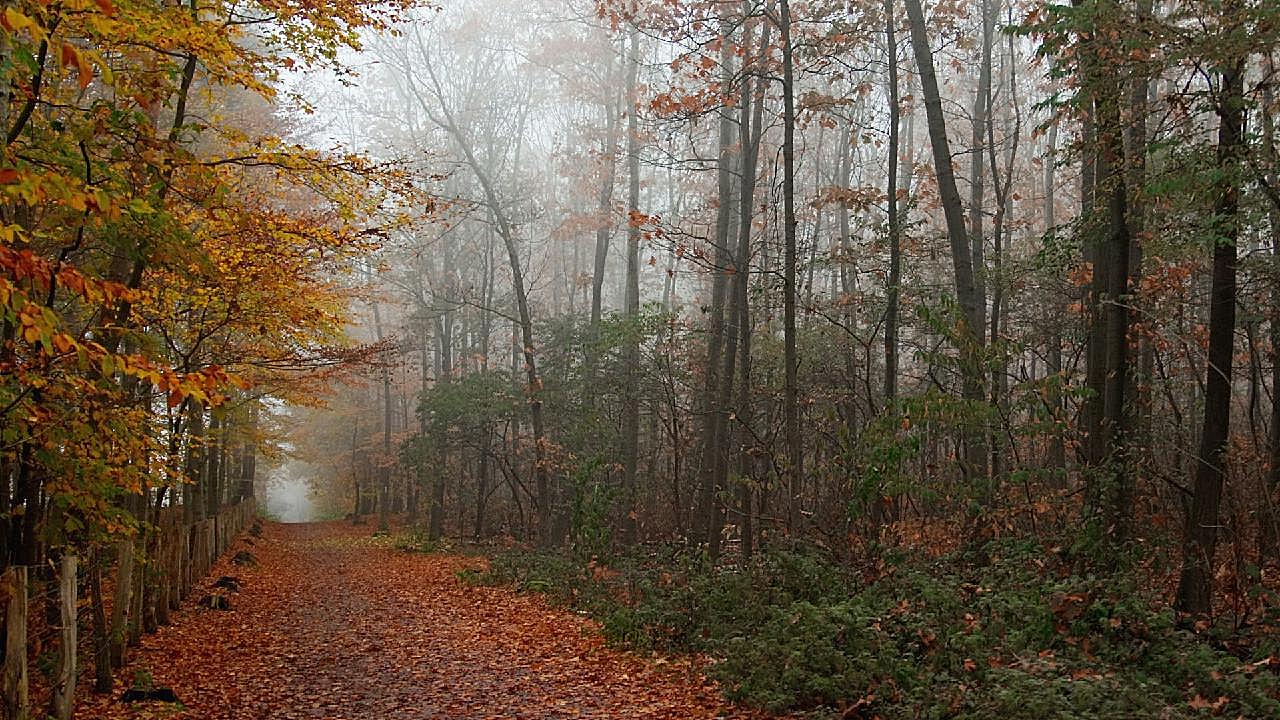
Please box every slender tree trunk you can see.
[372,300,393,534]
[1080,0,1133,545]
[803,125,826,317]
[780,0,803,532]
[884,0,901,404]
[409,323,427,530]
[1127,0,1154,467]
[475,427,492,540]
[1176,46,1244,616]
[968,0,993,349]
[205,415,222,520]
[693,8,740,547]
[239,402,258,501]
[836,121,865,453]
[734,10,770,558]
[620,28,642,545]
[1044,121,1067,485]
[588,55,623,389]
[350,420,361,519]
[1263,64,1280,561]
[985,7,1019,490]
[431,313,452,540]
[903,0,985,482]
[184,408,205,525]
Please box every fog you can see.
[275,0,1255,599]
[265,463,317,524]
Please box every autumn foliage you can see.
[0,0,423,716]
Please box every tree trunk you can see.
[1043,121,1067,486]
[590,75,621,331]
[734,8,770,558]
[431,313,452,540]
[968,0,993,349]
[693,8,740,548]
[620,27,642,546]
[884,0,901,404]
[780,0,803,532]
[205,415,222,520]
[985,5,1019,492]
[475,428,492,540]
[184,408,205,525]
[372,299,393,534]
[350,420,361,520]
[903,0,985,481]
[1080,0,1133,545]
[1263,62,1280,561]
[1127,0,1154,469]
[1176,48,1244,616]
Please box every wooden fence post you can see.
[109,538,134,667]
[3,566,29,720]
[154,515,170,627]
[52,555,77,720]
[168,522,181,611]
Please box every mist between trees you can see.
[299,0,1277,612]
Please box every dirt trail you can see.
[81,522,749,719]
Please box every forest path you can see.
[82,521,748,719]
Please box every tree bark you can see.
[693,8,740,548]
[431,312,452,540]
[968,0,993,349]
[734,9,770,559]
[371,299,393,534]
[903,0,986,481]
[620,27,642,545]
[1078,0,1133,545]
[1043,121,1067,486]
[588,51,623,391]
[985,4,1019,490]
[780,0,803,532]
[1263,62,1280,561]
[884,0,901,404]
[1176,45,1244,616]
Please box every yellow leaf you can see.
[1,9,43,40]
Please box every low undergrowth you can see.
[469,539,1280,718]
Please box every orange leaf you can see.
[61,44,94,90]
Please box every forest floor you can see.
[80,521,756,719]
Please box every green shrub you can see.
[469,539,1280,718]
